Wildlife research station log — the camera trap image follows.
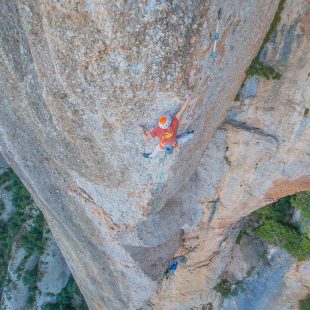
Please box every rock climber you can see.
[164,261,178,279]
[140,98,194,158]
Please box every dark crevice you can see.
[223,119,279,148]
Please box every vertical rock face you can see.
[154,1,310,309]
[0,0,309,309]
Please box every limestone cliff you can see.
[0,0,309,309]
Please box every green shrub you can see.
[11,173,32,210]
[42,304,58,310]
[247,57,281,80]
[20,212,46,255]
[291,192,310,236]
[42,276,88,310]
[262,0,286,46]
[0,168,14,187]
[0,199,5,214]
[213,279,239,298]
[0,221,10,291]
[246,0,285,81]
[249,193,310,261]
[0,167,50,304]
[0,168,33,298]
[23,262,39,307]
[254,219,310,261]
[234,0,285,100]
[255,196,292,224]
[299,294,310,310]
[234,92,241,102]
[298,237,310,261]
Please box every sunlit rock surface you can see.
[0,0,309,309]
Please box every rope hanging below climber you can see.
[139,97,194,279]
[138,6,223,283]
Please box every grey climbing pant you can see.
[149,131,194,158]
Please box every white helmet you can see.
[158,115,172,129]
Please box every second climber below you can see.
[140,97,194,158]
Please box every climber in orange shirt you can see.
[140,98,194,158]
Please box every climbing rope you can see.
[151,150,187,281]
[154,152,168,207]
[151,147,189,279]
[211,8,222,63]
[151,152,168,249]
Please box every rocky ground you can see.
[0,154,87,309]
[219,194,310,310]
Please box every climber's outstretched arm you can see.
[176,97,190,121]
[140,126,152,141]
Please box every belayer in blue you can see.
[164,261,179,279]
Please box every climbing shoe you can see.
[143,152,151,158]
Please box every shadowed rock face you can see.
[0,0,309,309]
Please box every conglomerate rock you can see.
[0,0,309,309]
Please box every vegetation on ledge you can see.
[0,167,32,296]
[0,166,88,309]
[42,276,88,310]
[238,192,310,261]
[246,0,285,80]
[247,58,281,80]
[213,279,240,298]
[234,0,285,101]
[299,294,310,310]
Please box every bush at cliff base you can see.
[252,192,310,261]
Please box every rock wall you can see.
[153,1,309,308]
[0,0,309,309]
[207,0,310,240]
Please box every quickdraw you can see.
[211,8,222,63]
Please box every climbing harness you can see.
[164,145,173,155]
[211,8,222,63]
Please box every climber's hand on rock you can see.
[139,125,151,141]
